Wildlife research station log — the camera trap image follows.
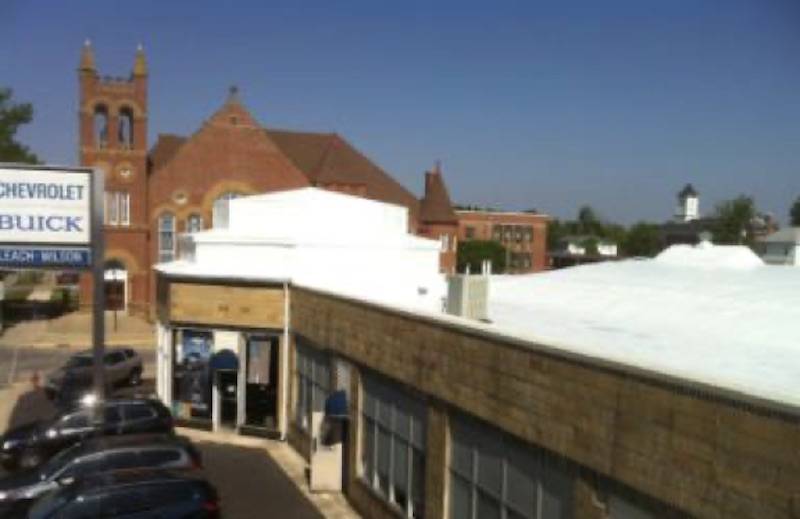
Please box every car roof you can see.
[60,397,164,415]
[63,434,189,459]
[58,469,210,501]
[76,468,208,490]
[74,347,136,358]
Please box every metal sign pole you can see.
[91,167,106,399]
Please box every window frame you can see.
[448,415,574,519]
[360,374,426,518]
[158,212,176,263]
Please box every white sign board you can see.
[0,167,91,244]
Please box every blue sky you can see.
[1,0,798,223]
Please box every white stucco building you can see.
[160,187,446,311]
[758,227,800,266]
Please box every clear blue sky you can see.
[2,0,798,223]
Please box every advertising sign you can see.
[0,166,93,269]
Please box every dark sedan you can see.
[0,434,200,515]
[26,469,220,519]
[0,398,172,471]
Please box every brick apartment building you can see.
[456,209,549,273]
[75,42,457,314]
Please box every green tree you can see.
[623,222,662,257]
[790,196,800,226]
[577,205,600,235]
[457,240,507,274]
[712,195,756,245]
[0,88,40,163]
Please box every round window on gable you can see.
[172,191,188,205]
[118,167,132,180]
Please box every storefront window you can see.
[294,341,330,431]
[449,415,573,519]
[171,329,213,422]
[361,373,426,518]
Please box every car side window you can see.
[140,448,181,466]
[104,406,122,424]
[123,404,155,422]
[57,455,106,480]
[60,411,91,431]
[103,450,141,471]
[124,349,136,359]
[104,352,126,365]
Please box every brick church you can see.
[76,43,459,315]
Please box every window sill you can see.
[356,478,416,519]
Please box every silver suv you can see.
[45,348,144,400]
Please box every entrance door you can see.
[216,370,238,430]
[244,335,279,430]
[103,260,127,312]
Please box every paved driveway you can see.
[196,440,324,519]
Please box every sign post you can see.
[0,164,105,398]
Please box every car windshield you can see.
[38,444,80,480]
[66,356,94,368]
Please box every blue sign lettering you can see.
[0,247,91,269]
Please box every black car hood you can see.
[1,421,46,444]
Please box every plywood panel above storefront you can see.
[169,282,284,329]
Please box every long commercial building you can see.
[154,189,799,519]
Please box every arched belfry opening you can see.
[94,105,109,148]
[118,106,134,148]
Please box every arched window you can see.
[94,105,109,148]
[158,212,176,263]
[212,191,243,228]
[187,213,203,233]
[118,107,134,148]
[103,259,127,311]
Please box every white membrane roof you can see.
[488,243,800,407]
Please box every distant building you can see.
[674,183,700,222]
[549,235,618,269]
[660,184,716,247]
[757,227,800,266]
[455,210,549,273]
[73,42,459,314]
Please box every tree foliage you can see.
[790,196,800,226]
[457,240,506,274]
[622,222,662,257]
[711,195,756,245]
[0,88,39,164]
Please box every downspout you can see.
[279,281,291,440]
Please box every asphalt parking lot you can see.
[0,348,325,519]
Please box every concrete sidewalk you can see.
[0,311,155,350]
[179,428,360,519]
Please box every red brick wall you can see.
[456,211,549,273]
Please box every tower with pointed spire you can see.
[77,41,150,314]
[418,161,459,274]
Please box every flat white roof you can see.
[488,243,800,407]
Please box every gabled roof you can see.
[419,166,457,224]
[266,129,419,218]
[148,134,185,172]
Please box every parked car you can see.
[0,434,201,512]
[26,468,220,519]
[0,399,173,471]
[44,348,143,401]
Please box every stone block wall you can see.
[290,285,800,519]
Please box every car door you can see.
[120,403,157,434]
[103,352,126,384]
[52,410,94,450]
